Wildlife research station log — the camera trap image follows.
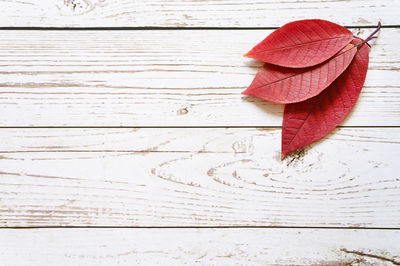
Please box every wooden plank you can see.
[0,127,398,152]
[0,0,397,27]
[1,228,400,265]
[0,29,398,127]
[0,128,399,227]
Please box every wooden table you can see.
[0,0,399,265]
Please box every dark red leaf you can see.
[281,38,369,158]
[242,43,357,103]
[245,19,353,68]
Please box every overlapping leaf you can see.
[245,19,353,68]
[242,43,357,103]
[242,20,380,158]
[281,39,370,158]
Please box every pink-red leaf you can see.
[242,43,357,103]
[281,38,369,158]
[245,19,353,68]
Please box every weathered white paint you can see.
[0,0,396,27]
[0,128,399,227]
[1,228,400,265]
[0,1,399,263]
[0,29,398,126]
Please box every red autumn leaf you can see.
[281,38,369,158]
[245,19,353,68]
[242,43,357,103]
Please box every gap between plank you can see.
[0,126,398,129]
[0,25,397,31]
[1,226,400,230]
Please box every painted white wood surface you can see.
[0,0,396,27]
[1,128,399,227]
[0,28,398,126]
[1,228,400,265]
[0,0,399,263]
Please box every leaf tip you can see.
[281,153,286,160]
[244,49,255,58]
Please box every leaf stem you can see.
[356,22,381,47]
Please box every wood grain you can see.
[0,1,399,264]
[1,228,400,265]
[0,0,397,27]
[0,29,398,126]
[0,128,399,227]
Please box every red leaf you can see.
[245,19,353,68]
[281,38,369,158]
[242,43,357,103]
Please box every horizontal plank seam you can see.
[2,226,400,230]
[0,150,237,153]
[0,25,396,31]
[0,126,398,129]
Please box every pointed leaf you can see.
[281,39,369,158]
[242,43,357,104]
[245,19,353,68]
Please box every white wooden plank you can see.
[0,29,398,126]
[0,127,398,152]
[0,0,397,27]
[1,228,400,265]
[0,128,399,227]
